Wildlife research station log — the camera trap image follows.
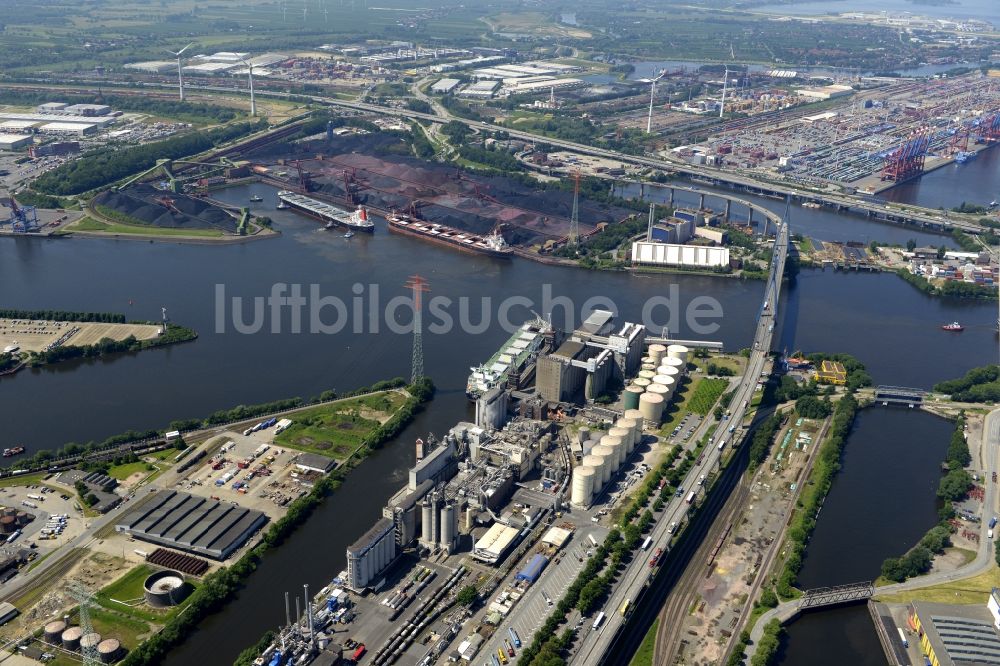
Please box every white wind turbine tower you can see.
[719,65,730,119]
[239,57,257,117]
[168,43,195,101]
[647,69,666,134]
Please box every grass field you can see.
[629,617,659,666]
[877,562,1000,605]
[69,217,225,238]
[0,472,47,488]
[107,461,153,481]
[274,391,408,459]
[688,378,730,416]
[95,563,199,624]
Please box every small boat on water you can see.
[249,195,263,202]
[2,447,25,458]
[343,231,354,238]
[942,321,964,332]
[276,201,289,210]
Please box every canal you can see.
[0,176,994,663]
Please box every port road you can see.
[746,404,1000,661]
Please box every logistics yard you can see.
[0,319,162,354]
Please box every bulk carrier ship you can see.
[277,191,375,232]
[387,210,511,258]
[466,318,549,400]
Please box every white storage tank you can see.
[613,420,635,449]
[652,376,676,399]
[661,356,686,373]
[633,377,652,390]
[571,466,596,506]
[590,445,615,484]
[440,503,456,552]
[609,426,631,452]
[582,455,606,489]
[637,370,656,381]
[667,344,690,363]
[648,343,667,365]
[601,434,625,469]
[646,383,672,402]
[639,392,665,424]
[656,364,682,380]
[620,417,641,450]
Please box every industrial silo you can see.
[421,500,434,546]
[650,377,676,400]
[581,455,605,490]
[590,445,615,485]
[656,364,682,381]
[667,344,690,363]
[641,355,657,367]
[646,384,671,406]
[62,626,83,651]
[97,638,122,664]
[661,356,686,374]
[571,466,595,507]
[648,343,667,365]
[2,508,15,518]
[143,570,191,607]
[44,620,67,644]
[620,417,641,450]
[639,392,665,424]
[637,370,656,381]
[651,374,673,386]
[624,408,645,424]
[80,633,102,654]
[633,377,652,390]
[609,425,631,451]
[600,435,625,470]
[0,517,16,534]
[624,385,644,411]
[14,511,28,527]
[440,503,456,553]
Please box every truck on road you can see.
[686,490,696,504]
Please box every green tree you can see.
[456,585,478,606]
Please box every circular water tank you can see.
[0,516,16,534]
[581,455,605,489]
[637,370,656,381]
[97,638,122,664]
[62,626,83,651]
[648,344,667,365]
[571,466,595,506]
[80,633,102,652]
[577,427,590,445]
[651,374,673,386]
[624,386,644,411]
[639,392,665,424]
[590,445,615,484]
[667,344,690,363]
[44,620,67,644]
[143,570,191,607]
[633,377,651,389]
[661,356,686,373]
[600,435,625,469]
[620,417,641,450]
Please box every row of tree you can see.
[0,309,125,323]
[934,365,1000,402]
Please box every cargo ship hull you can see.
[388,214,512,258]
[277,191,374,232]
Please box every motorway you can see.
[570,215,789,664]
[746,404,1000,660]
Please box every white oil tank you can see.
[637,370,656,381]
[440,503,456,552]
[661,356,686,374]
[609,426,631,452]
[582,455,606,489]
[601,434,625,469]
[619,417,641,450]
[590,445,615,484]
[667,344,690,363]
[648,343,667,365]
[639,392,665,424]
[656,364,682,380]
[571,466,596,506]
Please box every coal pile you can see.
[93,185,239,233]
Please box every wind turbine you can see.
[647,69,666,134]
[238,57,257,117]
[169,43,195,101]
[719,65,730,119]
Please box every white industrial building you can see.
[124,61,177,74]
[472,522,520,564]
[346,517,396,591]
[37,122,98,136]
[431,78,461,94]
[0,134,32,151]
[631,241,730,268]
[459,80,501,98]
[503,77,584,94]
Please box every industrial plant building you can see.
[0,135,32,151]
[346,517,397,591]
[631,241,730,268]
[909,594,1000,666]
[115,490,268,560]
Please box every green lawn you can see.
[629,617,659,666]
[95,564,199,624]
[0,472,47,488]
[274,391,407,459]
[688,378,730,416]
[107,461,153,481]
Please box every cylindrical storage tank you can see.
[661,356,686,373]
[620,417,641,449]
[624,385,644,411]
[641,355,657,367]
[62,626,83,651]
[15,511,28,526]
[641,362,657,372]
[420,501,434,545]
[637,370,656,381]
[44,620,67,644]
[647,384,672,407]
[0,516,16,534]
[652,376,676,398]
[577,427,590,445]
[2,508,15,518]
[571,466,595,506]
[648,343,667,365]
[80,633,102,653]
[613,420,635,449]
[651,374,674,386]
[97,638,122,664]
[667,344,690,363]
[590,445,615,484]
[581,455,605,489]
[657,364,682,380]
[600,435,625,469]
[639,392,665,424]
[624,408,645,423]
[440,504,455,551]
[633,377,651,390]
[143,570,191,607]
[609,426,631,453]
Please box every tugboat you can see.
[343,231,354,239]
[2,447,25,457]
[942,321,965,331]
[276,200,289,210]
[249,194,263,202]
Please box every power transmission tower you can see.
[569,171,580,246]
[404,275,429,383]
[67,581,100,666]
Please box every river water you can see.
[0,165,996,662]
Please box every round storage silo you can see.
[648,343,667,365]
[641,355,657,367]
[641,362,656,372]
[44,620,67,644]
[639,392,665,424]
[647,383,671,403]
[667,344,690,363]
[624,385,644,411]
[590,445,615,485]
[613,419,635,449]
[582,455,606,490]
[143,570,191,607]
[600,435,624,470]
[651,374,673,386]
[80,633,102,654]
[97,639,122,664]
[653,376,677,399]
[624,408,645,423]
[440,504,456,551]
[2,508,15,518]
[620,417,641,450]
[657,364,682,380]
[609,426,631,452]
[15,511,28,527]
[633,377,652,390]
[0,516,16,534]
[571,466,596,507]
[661,356,686,374]
[62,626,83,651]
[638,370,656,381]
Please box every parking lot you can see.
[0,482,84,553]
